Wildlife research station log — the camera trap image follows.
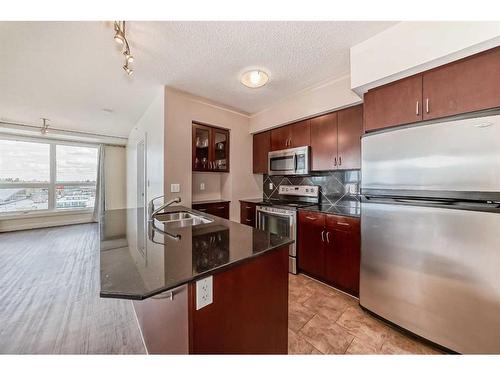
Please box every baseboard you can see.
[0,213,93,232]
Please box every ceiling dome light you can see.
[240,70,269,88]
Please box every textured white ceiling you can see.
[0,21,395,137]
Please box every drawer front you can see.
[325,214,360,232]
[240,202,257,226]
[298,211,325,224]
[193,202,230,219]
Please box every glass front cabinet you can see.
[192,123,230,172]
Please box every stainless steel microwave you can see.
[268,146,310,176]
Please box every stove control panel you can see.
[278,185,319,197]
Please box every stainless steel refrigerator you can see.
[360,111,500,354]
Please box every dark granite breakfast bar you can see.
[99,206,292,354]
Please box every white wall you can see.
[249,75,361,134]
[164,88,262,222]
[104,145,126,210]
[192,172,223,202]
[351,21,500,93]
[126,89,165,209]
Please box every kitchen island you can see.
[100,206,292,354]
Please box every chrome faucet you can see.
[148,196,181,221]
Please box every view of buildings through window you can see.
[0,138,98,214]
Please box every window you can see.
[0,137,98,215]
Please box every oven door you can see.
[256,206,296,273]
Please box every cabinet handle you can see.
[321,230,325,242]
[305,216,317,220]
[326,231,330,243]
[416,100,419,116]
[289,138,292,147]
[245,206,252,209]
[339,156,342,166]
[245,219,252,222]
[217,206,225,209]
[337,222,350,226]
[426,98,430,114]
[334,157,337,167]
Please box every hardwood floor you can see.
[0,224,145,354]
[0,223,442,355]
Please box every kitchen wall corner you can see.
[164,87,262,222]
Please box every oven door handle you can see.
[256,207,295,218]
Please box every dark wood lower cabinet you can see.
[188,246,288,354]
[324,215,360,296]
[133,245,289,354]
[298,211,360,297]
[240,201,257,227]
[298,211,326,279]
[192,201,230,219]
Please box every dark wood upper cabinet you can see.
[310,112,338,171]
[192,123,229,172]
[310,105,362,171]
[297,211,326,279]
[270,120,310,151]
[337,104,363,170]
[364,74,423,132]
[422,47,500,121]
[364,46,500,132]
[252,131,270,174]
[289,120,310,148]
[192,123,213,172]
[212,128,230,172]
[270,126,291,151]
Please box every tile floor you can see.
[288,273,441,355]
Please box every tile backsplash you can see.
[263,170,360,205]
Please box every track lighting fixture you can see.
[123,64,133,76]
[113,21,134,75]
[40,118,50,135]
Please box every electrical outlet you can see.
[200,183,205,191]
[170,183,180,193]
[196,276,213,310]
[269,182,274,190]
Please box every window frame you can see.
[0,134,98,218]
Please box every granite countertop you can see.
[298,202,361,218]
[239,198,265,204]
[192,199,231,205]
[99,206,293,300]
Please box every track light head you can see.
[114,31,125,45]
[114,21,135,75]
[123,64,133,76]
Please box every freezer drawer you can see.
[360,202,500,353]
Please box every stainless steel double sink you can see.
[153,211,213,229]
